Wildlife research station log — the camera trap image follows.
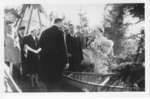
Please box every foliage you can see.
[77,10,89,33]
[111,30,145,91]
[103,4,145,90]
[103,3,144,55]
[5,8,21,19]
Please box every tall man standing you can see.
[39,18,67,84]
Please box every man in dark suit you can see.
[69,34,83,72]
[39,18,67,84]
[65,24,83,72]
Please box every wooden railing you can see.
[63,71,129,92]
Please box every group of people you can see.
[5,18,83,87]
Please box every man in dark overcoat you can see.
[39,18,67,83]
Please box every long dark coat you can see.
[66,34,83,71]
[24,35,39,74]
[39,25,67,82]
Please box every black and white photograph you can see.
[1,0,150,95]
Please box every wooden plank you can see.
[4,65,22,92]
[63,72,128,92]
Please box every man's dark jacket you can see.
[66,34,83,71]
[39,25,67,82]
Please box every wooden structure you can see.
[63,71,130,92]
[4,64,22,92]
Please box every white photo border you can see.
[0,0,150,99]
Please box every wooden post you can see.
[16,6,27,33]
[14,6,23,27]
[26,6,34,35]
[38,10,42,28]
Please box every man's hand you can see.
[37,48,42,53]
[64,63,70,70]
[67,53,72,57]
[35,48,42,54]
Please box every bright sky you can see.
[6,4,144,36]
[43,4,105,28]
[5,4,106,31]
